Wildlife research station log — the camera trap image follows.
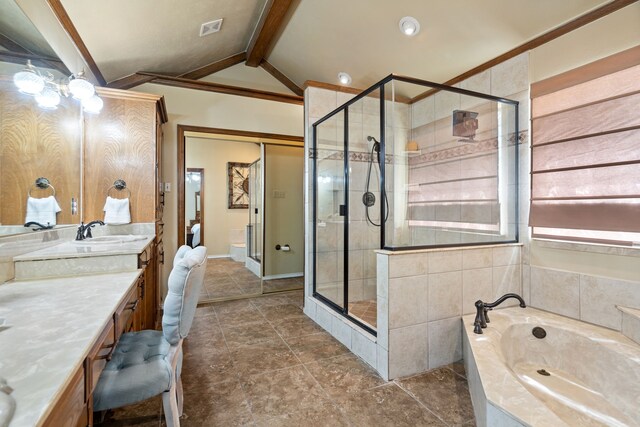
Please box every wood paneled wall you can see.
[0,81,81,225]
[83,92,157,223]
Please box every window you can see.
[529,49,640,246]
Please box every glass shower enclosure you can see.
[312,75,519,334]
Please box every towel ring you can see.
[107,179,131,198]
[28,177,55,197]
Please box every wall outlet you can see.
[273,190,285,199]
[164,182,171,192]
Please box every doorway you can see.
[178,125,304,303]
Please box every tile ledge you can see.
[376,242,522,256]
[533,238,640,257]
[617,305,640,320]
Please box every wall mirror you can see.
[0,0,81,237]
[179,125,304,304]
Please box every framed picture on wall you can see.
[227,162,250,209]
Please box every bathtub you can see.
[462,307,640,427]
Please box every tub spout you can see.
[473,293,526,334]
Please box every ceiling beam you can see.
[180,52,247,80]
[245,0,294,67]
[47,0,106,86]
[410,0,639,104]
[137,72,303,105]
[0,33,70,75]
[0,50,70,72]
[107,73,155,90]
[260,60,303,96]
[0,33,28,54]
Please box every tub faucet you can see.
[75,220,105,240]
[473,293,526,334]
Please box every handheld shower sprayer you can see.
[363,135,389,227]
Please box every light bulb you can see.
[403,23,415,35]
[35,86,61,110]
[399,17,420,37]
[82,94,103,114]
[68,71,95,100]
[13,61,45,95]
[337,72,352,85]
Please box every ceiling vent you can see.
[199,19,223,37]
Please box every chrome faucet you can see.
[473,293,526,334]
[75,220,105,240]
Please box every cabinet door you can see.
[42,366,85,427]
[83,95,156,223]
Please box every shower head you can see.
[367,136,381,153]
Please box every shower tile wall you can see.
[377,244,522,379]
[401,54,529,249]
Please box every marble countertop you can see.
[0,271,142,426]
[13,235,154,261]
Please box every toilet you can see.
[229,228,246,262]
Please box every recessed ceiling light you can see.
[337,72,352,85]
[399,16,420,37]
[200,19,223,37]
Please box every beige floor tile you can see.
[397,368,474,425]
[257,303,304,322]
[272,316,323,338]
[305,354,387,398]
[241,365,330,422]
[181,378,254,426]
[221,321,282,349]
[285,332,349,364]
[258,401,349,427]
[231,339,300,377]
[335,383,445,427]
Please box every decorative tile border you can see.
[408,130,528,166]
[308,130,528,167]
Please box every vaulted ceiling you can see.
[2,0,636,99]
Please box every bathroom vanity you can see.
[0,232,158,426]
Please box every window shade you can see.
[530,62,640,246]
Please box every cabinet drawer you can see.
[87,318,116,395]
[115,282,140,339]
[43,366,85,427]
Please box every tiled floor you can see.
[200,258,303,302]
[348,299,377,328]
[99,291,476,426]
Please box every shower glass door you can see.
[314,111,345,310]
[248,159,262,262]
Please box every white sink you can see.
[72,235,148,245]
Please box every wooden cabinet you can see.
[82,88,167,224]
[42,366,86,427]
[138,243,158,331]
[47,275,145,426]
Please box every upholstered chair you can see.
[93,245,207,426]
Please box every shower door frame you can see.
[312,74,520,336]
[312,83,386,336]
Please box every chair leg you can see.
[162,383,180,427]
[176,374,184,416]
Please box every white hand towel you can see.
[103,196,131,225]
[25,196,61,226]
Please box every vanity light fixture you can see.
[13,60,45,95]
[338,72,352,85]
[82,94,104,114]
[13,62,102,113]
[399,16,420,37]
[35,84,62,110]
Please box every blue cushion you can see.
[93,330,172,411]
